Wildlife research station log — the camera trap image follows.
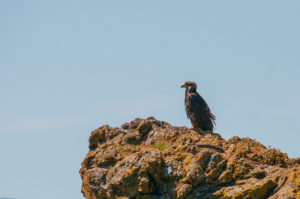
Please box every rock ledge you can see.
[80,117,300,199]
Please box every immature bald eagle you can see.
[181,81,216,131]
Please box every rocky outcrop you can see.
[79,117,300,199]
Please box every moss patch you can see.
[152,142,168,150]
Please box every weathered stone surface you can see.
[80,117,300,199]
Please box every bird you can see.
[181,81,216,131]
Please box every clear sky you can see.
[0,1,299,199]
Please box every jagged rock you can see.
[80,117,300,199]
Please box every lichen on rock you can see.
[80,117,300,199]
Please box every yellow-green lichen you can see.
[152,142,168,150]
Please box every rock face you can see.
[79,117,300,199]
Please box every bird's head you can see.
[181,81,197,92]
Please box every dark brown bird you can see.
[181,81,216,131]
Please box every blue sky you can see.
[0,1,299,199]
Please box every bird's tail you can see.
[210,113,216,125]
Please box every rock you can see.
[213,178,278,199]
[138,120,152,135]
[176,184,192,199]
[123,132,142,145]
[251,167,266,179]
[80,118,300,199]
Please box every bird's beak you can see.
[181,84,186,88]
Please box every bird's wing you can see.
[188,93,216,123]
[188,93,210,112]
[187,93,210,118]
